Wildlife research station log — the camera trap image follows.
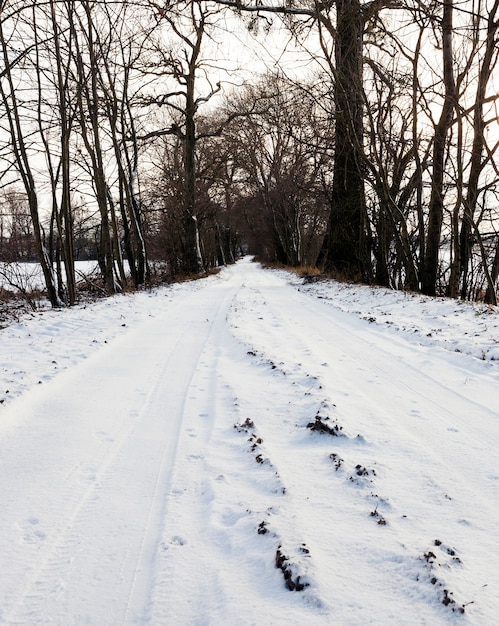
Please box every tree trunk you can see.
[183,70,204,274]
[70,3,116,292]
[0,17,60,307]
[49,0,76,305]
[485,234,499,305]
[326,0,371,281]
[459,1,499,299]
[422,1,456,296]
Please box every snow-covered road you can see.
[1,258,499,624]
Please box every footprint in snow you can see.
[20,517,47,544]
[170,536,187,546]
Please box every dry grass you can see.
[294,266,322,278]
[0,288,48,325]
[257,259,371,286]
[256,260,320,276]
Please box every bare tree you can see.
[98,2,152,287]
[33,0,78,304]
[458,0,499,300]
[0,2,61,306]
[420,1,458,295]
[67,2,117,292]
[142,0,227,274]
[218,75,332,267]
[363,54,422,290]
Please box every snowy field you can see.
[1,257,499,624]
[0,261,99,294]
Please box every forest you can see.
[1,0,499,305]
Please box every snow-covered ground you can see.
[1,257,499,625]
[0,261,100,294]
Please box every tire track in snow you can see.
[1,282,240,625]
[230,276,499,490]
[157,270,335,615]
[2,261,499,623]
[4,316,189,624]
[129,280,244,624]
[225,267,499,620]
[143,279,260,624]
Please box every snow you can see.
[1,257,499,624]
[0,261,100,293]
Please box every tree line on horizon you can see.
[1,0,499,305]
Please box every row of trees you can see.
[1,0,499,305]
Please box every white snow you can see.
[1,257,499,625]
[0,261,101,293]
